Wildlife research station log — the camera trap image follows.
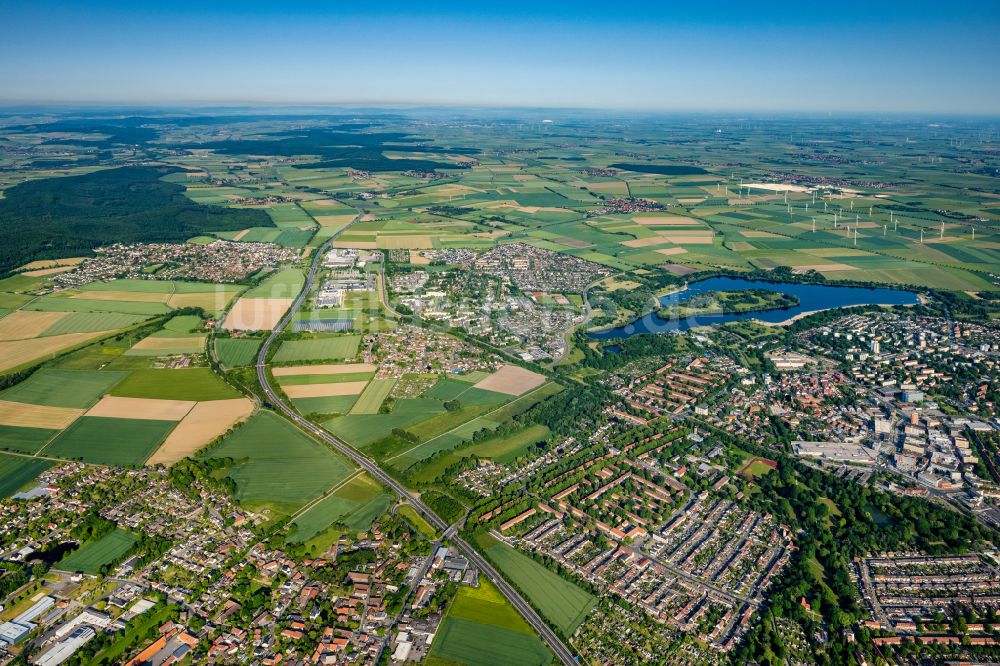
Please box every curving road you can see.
[254,216,578,666]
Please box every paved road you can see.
[254,217,578,666]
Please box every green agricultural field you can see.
[0,425,59,454]
[0,453,52,497]
[326,398,448,447]
[57,528,139,574]
[43,416,176,466]
[162,315,204,332]
[109,368,239,401]
[287,473,393,543]
[200,411,355,514]
[480,534,595,635]
[41,312,148,336]
[244,268,305,299]
[428,579,551,666]
[410,425,550,483]
[214,337,263,367]
[25,297,171,316]
[0,368,128,408]
[277,371,373,385]
[272,335,361,363]
[292,395,357,415]
[348,377,396,414]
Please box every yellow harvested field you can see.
[655,247,688,256]
[86,396,195,420]
[146,398,254,466]
[801,263,858,272]
[633,215,705,226]
[17,257,87,271]
[426,184,484,196]
[130,335,207,352]
[473,365,546,396]
[223,298,294,331]
[803,248,873,257]
[621,236,672,248]
[0,331,110,372]
[22,265,78,277]
[334,241,378,250]
[272,363,376,377]
[309,198,347,207]
[0,311,69,341]
[313,214,357,227]
[167,290,241,311]
[409,251,431,265]
[282,381,369,398]
[0,400,83,429]
[232,229,251,241]
[677,198,705,204]
[376,235,433,250]
[657,234,715,244]
[70,290,169,303]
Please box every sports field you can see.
[199,411,355,514]
[57,528,138,574]
[0,453,52,496]
[480,534,595,635]
[43,416,176,466]
[272,335,361,363]
[428,579,551,666]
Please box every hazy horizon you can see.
[2,1,999,114]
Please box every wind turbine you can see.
[854,227,858,246]
[812,217,816,232]
[919,229,924,243]
[883,224,887,237]
[940,221,945,239]
[972,227,976,241]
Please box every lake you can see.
[589,277,918,339]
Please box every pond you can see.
[589,277,918,339]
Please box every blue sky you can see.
[2,1,999,113]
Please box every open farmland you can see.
[272,335,361,363]
[428,579,552,666]
[214,337,263,367]
[43,416,176,466]
[287,473,392,543]
[0,454,52,497]
[479,533,596,636]
[146,398,255,465]
[472,365,547,396]
[109,368,239,401]
[223,297,294,331]
[0,425,59,454]
[0,369,127,408]
[56,528,139,574]
[199,411,355,515]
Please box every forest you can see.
[0,166,272,274]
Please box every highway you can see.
[253,216,578,665]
